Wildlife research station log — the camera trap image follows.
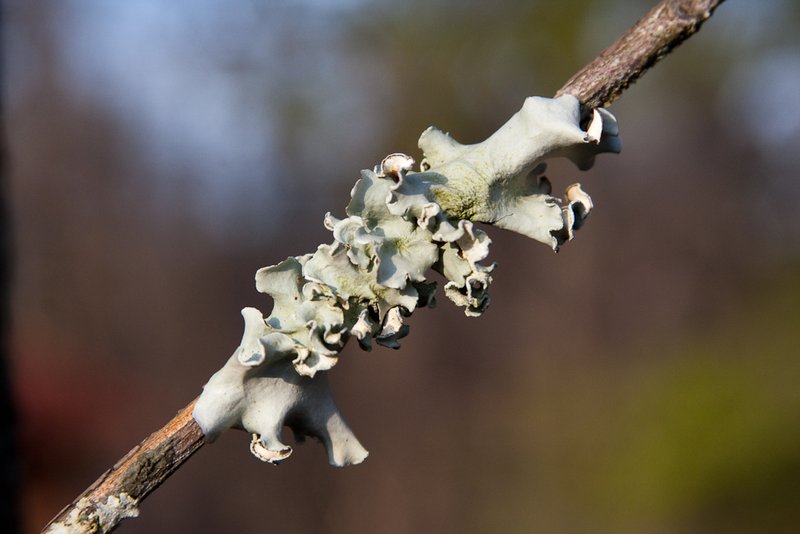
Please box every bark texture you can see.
[556,0,725,108]
[43,400,203,533]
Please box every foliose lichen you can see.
[193,94,620,466]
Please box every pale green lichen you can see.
[430,182,484,221]
[193,94,620,466]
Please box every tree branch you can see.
[556,0,725,108]
[43,399,203,533]
[42,1,726,531]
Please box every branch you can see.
[43,399,203,533]
[43,1,726,531]
[556,0,725,108]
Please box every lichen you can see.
[193,94,620,466]
[45,493,139,534]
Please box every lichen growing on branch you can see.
[192,94,621,466]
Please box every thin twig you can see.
[556,0,725,108]
[42,399,204,532]
[42,1,726,531]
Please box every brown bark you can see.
[42,399,204,532]
[556,0,726,108]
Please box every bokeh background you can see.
[5,0,800,532]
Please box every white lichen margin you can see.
[193,95,620,466]
[45,493,139,534]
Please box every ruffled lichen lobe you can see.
[418,95,619,249]
[193,95,620,466]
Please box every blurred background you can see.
[4,0,800,532]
